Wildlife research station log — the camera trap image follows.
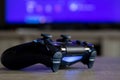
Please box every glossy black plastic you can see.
[1,34,97,72]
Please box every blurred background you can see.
[0,0,120,57]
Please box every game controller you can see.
[1,34,97,72]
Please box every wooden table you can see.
[0,57,120,80]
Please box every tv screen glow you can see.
[5,0,120,24]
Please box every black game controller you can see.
[1,34,97,72]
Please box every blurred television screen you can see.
[5,0,120,24]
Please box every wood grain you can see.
[0,57,120,80]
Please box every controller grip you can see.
[1,42,52,70]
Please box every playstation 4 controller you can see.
[1,34,97,72]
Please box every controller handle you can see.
[1,42,50,70]
[1,34,62,72]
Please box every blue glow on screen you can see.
[5,0,120,23]
[62,56,83,63]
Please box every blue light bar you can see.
[62,56,83,62]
